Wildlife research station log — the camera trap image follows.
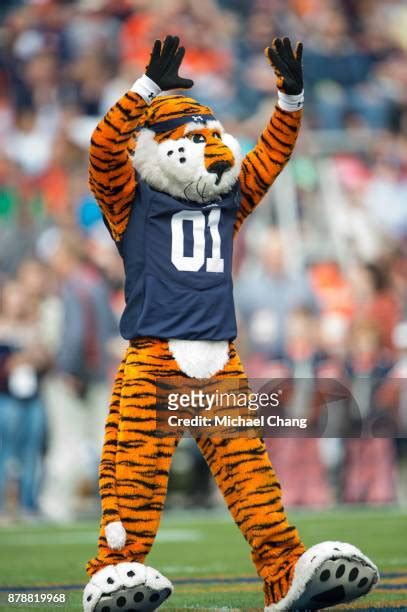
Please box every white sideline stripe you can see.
[162,563,228,574]
[375,557,407,565]
[1,529,202,546]
[157,529,202,542]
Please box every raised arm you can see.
[89,91,148,241]
[89,35,193,242]
[235,37,304,233]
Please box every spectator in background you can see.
[304,7,392,130]
[0,278,48,519]
[4,108,54,175]
[236,227,318,362]
[363,149,407,241]
[348,261,402,352]
[342,319,397,504]
[265,306,333,508]
[16,258,62,356]
[39,231,117,521]
[388,322,407,502]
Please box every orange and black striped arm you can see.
[235,106,302,233]
[89,91,148,241]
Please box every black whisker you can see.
[183,181,194,200]
[201,180,207,201]
[197,177,205,202]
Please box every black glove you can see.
[145,35,194,91]
[265,37,303,95]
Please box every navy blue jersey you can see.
[116,177,240,341]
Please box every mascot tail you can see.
[99,356,128,551]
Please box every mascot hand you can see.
[265,37,303,95]
[145,35,194,91]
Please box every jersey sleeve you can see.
[89,91,148,242]
[234,106,302,234]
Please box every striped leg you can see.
[197,435,305,605]
[196,345,306,606]
[86,354,126,575]
[86,340,180,576]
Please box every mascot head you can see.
[133,94,242,203]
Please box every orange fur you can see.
[89,91,302,240]
[86,339,305,604]
[87,90,304,606]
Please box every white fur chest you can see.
[168,339,229,378]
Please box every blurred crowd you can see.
[0,0,406,521]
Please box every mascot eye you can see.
[213,132,222,139]
[190,133,206,144]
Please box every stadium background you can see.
[0,0,406,609]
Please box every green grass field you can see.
[0,508,406,611]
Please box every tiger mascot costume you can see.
[83,35,378,611]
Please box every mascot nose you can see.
[207,160,231,183]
